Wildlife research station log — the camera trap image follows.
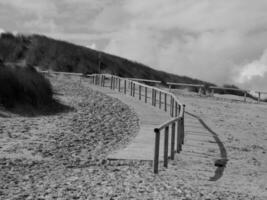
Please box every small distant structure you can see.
[254,91,267,104]
[209,86,249,102]
[167,82,205,95]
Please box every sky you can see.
[1,0,267,91]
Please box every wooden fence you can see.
[89,74,185,174]
[40,70,185,174]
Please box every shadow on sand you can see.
[186,111,228,181]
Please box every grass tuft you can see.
[0,62,70,115]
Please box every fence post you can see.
[177,118,182,153]
[164,126,169,168]
[154,128,160,174]
[182,104,185,144]
[258,92,261,104]
[130,82,133,96]
[139,85,141,100]
[110,76,113,89]
[124,79,127,94]
[118,79,121,92]
[133,83,135,97]
[102,75,105,87]
[171,122,175,160]
[154,90,157,107]
[164,93,167,112]
[159,91,162,109]
[145,87,148,103]
[170,96,173,117]
[244,91,247,102]
[151,88,154,106]
[175,102,178,117]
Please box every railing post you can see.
[133,83,135,97]
[159,91,162,109]
[118,79,121,92]
[139,85,141,100]
[151,89,154,106]
[175,102,178,117]
[124,79,127,94]
[102,75,105,87]
[244,91,247,102]
[164,126,169,168]
[170,96,173,117]
[177,118,182,153]
[110,76,113,89]
[145,87,148,103]
[258,92,261,104]
[130,82,133,96]
[154,129,160,174]
[154,90,157,107]
[164,93,167,112]
[171,122,175,160]
[182,104,185,144]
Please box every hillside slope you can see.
[0,32,213,86]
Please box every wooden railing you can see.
[39,71,185,173]
[88,74,185,174]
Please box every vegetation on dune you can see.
[0,61,69,115]
[0,32,212,86]
[0,32,265,101]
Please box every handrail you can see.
[86,74,185,174]
[127,77,161,84]
[39,71,186,174]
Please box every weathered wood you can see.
[154,90,157,107]
[159,91,162,109]
[171,123,175,160]
[145,87,148,103]
[164,93,167,112]
[124,79,127,94]
[151,89,154,106]
[170,97,173,117]
[175,102,178,117]
[139,85,142,100]
[164,126,169,168]
[110,76,113,89]
[154,129,160,174]
[127,77,161,84]
[133,83,135,97]
[177,118,181,153]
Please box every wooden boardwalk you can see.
[87,84,171,160]
[87,84,222,163]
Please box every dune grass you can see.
[0,63,70,115]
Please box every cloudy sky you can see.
[1,0,267,91]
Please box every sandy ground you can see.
[0,76,266,199]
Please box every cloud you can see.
[103,0,267,91]
[1,0,267,91]
[0,28,5,34]
[235,49,267,91]
[87,43,97,50]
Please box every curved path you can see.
[86,82,226,175]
